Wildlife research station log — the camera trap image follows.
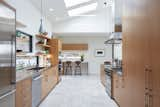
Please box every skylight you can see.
[64,0,91,8]
[68,2,98,16]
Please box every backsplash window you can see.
[16,56,37,71]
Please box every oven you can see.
[104,61,112,98]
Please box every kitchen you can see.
[1,0,160,107]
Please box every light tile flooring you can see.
[39,75,118,107]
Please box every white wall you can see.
[52,7,113,33]
[60,35,112,75]
[5,0,53,53]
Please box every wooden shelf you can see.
[16,38,29,42]
[36,53,50,56]
[36,43,51,48]
[36,34,51,40]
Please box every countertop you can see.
[16,66,53,82]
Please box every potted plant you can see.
[80,54,85,62]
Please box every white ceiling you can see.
[29,0,112,23]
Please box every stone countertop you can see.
[16,66,53,82]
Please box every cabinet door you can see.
[41,71,49,99]
[16,78,32,107]
[52,66,58,83]
[123,0,150,106]
[58,40,62,52]
[100,65,105,87]
[148,0,160,106]
[16,82,23,107]
[112,72,119,99]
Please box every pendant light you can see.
[39,0,44,34]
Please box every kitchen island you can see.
[62,61,88,75]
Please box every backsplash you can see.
[16,56,37,71]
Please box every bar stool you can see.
[65,61,72,75]
[74,61,81,75]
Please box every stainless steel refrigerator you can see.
[0,1,16,107]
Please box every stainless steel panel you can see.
[32,74,42,107]
[0,89,15,107]
[0,1,16,96]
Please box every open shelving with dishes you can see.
[36,34,51,56]
[36,34,51,48]
[36,34,51,40]
[36,43,51,48]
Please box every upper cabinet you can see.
[49,39,62,65]
[62,44,88,51]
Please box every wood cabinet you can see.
[62,44,88,51]
[113,0,160,107]
[41,66,59,100]
[16,78,32,107]
[49,39,62,65]
[100,64,106,87]
[112,72,126,106]
[148,3,160,106]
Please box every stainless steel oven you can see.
[0,1,16,107]
[104,62,112,98]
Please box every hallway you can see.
[39,76,118,107]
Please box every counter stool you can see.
[65,61,72,75]
[74,61,81,75]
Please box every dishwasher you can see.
[32,72,43,107]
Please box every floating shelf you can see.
[36,34,51,40]
[16,52,38,57]
[36,43,51,48]
[16,38,29,42]
[36,53,50,56]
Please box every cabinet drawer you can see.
[16,78,32,107]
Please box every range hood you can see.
[104,32,122,44]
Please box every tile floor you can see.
[39,75,118,107]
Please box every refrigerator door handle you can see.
[0,89,16,100]
[10,34,16,84]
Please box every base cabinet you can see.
[16,78,32,107]
[100,64,106,87]
[112,72,126,107]
[41,66,59,100]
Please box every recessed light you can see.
[49,8,54,12]
[64,0,91,8]
[68,2,98,16]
